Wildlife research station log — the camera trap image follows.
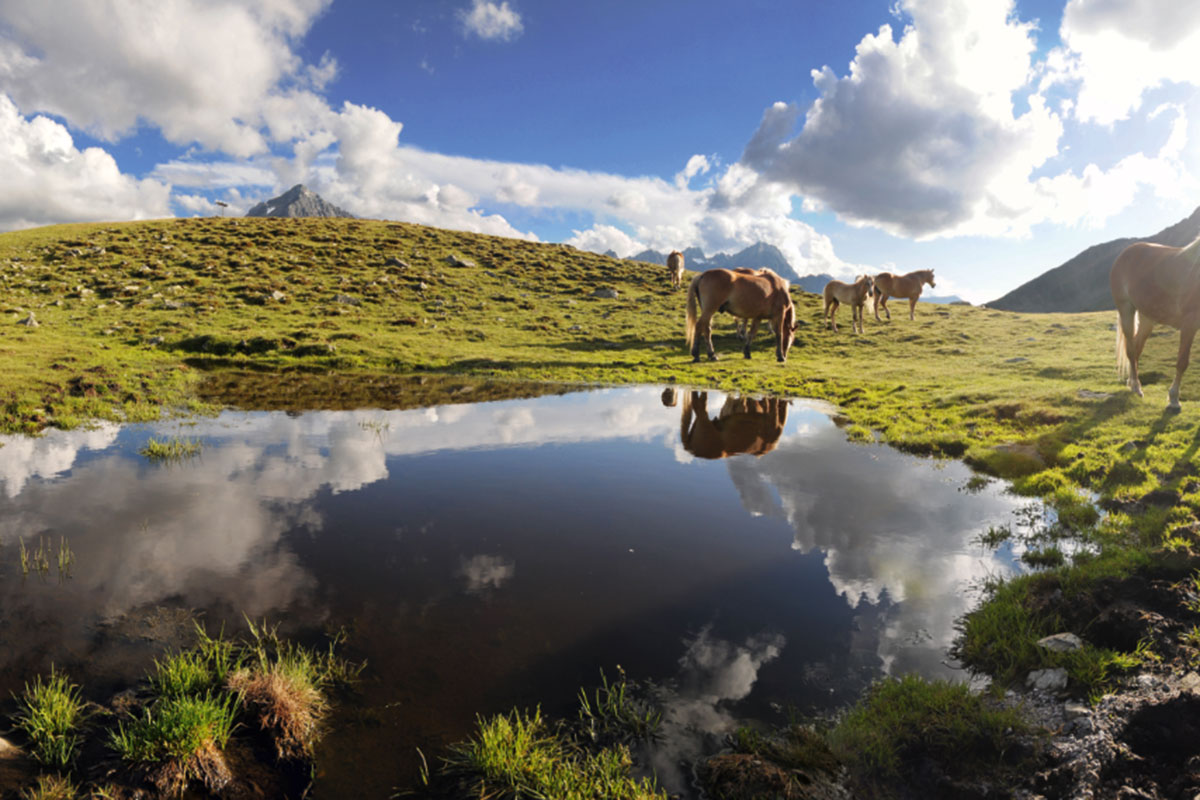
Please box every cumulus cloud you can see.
[0,0,331,156]
[742,0,1065,239]
[458,0,524,42]
[0,94,171,231]
[1053,0,1200,124]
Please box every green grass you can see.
[137,435,202,462]
[19,774,79,800]
[442,707,667,800]
[13,668,89,769]
[109,692,238,763]
[7,215,1200,763]
[576,667,661,745]
[827,675,1032,794]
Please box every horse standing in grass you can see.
[667,250,685,289]
[873,269,936,321]
[686,268,797,362]
[823,275,875,334]
[1111,237,1200,412]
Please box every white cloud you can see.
[151,160,277,189]
[0,94,171,231]
[458,0,524,42]
[0,0,331,156]
[1054,0,1200,125]
[742,0,1065,239]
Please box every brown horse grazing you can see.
[686,268,797,362]
[873,269,936,321]
[667,250,685,289]
[680,391,789,460]
[1111,238,1200,412]
[823,275,875,334]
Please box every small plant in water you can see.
[138,436,203,463]
[577,666,661,744]
[109,693,239,794]
[14,668,89,769]
[442,707,667,800]
[56,537,73,579]
[225,619,360,760]
[19,537,52,578]
[19,774,78,800]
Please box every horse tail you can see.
[685,273,702,350]
[1115,310,1135,382]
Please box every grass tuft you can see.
[14,668,89,769]
[442,707,666,800]
[576,666,661,745]
[829,675,1030,793]
[138,436,202,463]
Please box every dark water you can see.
[0,386,1025,797]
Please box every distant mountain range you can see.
[245,184,353,218]
[988,205,1200,312]
[618,243,963,303]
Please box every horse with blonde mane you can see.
[680,391,789,460]
[667,250,685,289]
[686,268,797,362]
[873,269,936,321]
[1111,236,1200,412]
[823,275,875,334]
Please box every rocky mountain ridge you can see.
[245,184,354,219]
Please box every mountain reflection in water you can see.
[0,385,1024,797]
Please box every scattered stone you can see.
[445,255,476,268]
[385,257,410,269]
[1027,668,1069,692]
[1181,672,1200,694]
[270,290,287,302]
[333,294,361,306]
[17,312,37,327]
[417,282,428,291]
[1064,702,1091,720]
[568,324,583,331]
[1078,389,1113,400]
[1038,633,1085,653]
[1004,356,1029,363]
[147,336,165,346]
[591,288,619,299]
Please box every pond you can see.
[0,385,1027,797]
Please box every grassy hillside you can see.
[2,215,1199,531]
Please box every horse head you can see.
[924,269,936,288]
[779,303,796,362]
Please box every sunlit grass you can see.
[138,436,202,463]
[14,668,89,769]
[442,707,667,800]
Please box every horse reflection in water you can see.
[679,391,789,460]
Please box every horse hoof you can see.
[692,356,700,363]
[1167,403,1182,414]
[708,355,719,362]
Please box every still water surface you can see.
[0,386,1026,796]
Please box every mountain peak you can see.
[245,184,354,219]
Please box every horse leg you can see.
[826,299,839,332]
[1168,324,1197,412]
[853,303,863,334]
[880,295,890,321]
[700,312,718,361]
[908,296,917,320]
[1131,316,1156,398]
[743,319,761,359]
[1116,302,1143,396]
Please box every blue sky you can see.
[2,0,1200,302]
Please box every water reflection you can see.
[0,386,1024,796]
[679,391,788,460]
